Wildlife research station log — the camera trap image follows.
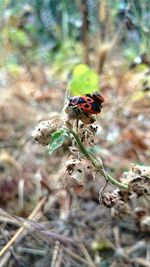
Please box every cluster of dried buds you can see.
[121,163,150,197]
[31,112,101,192]
[60,155,94,194]
[32,114,60,146]
[100,164,150,232]
[59,122,100,193]
[101,163,150,207]
[78,123,99,146]
[134,206,150,232]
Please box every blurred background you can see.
[0,0,150,266]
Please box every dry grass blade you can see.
[80,243,97,267]
[0,196,47,258]
[0,251,11,267]
[133,257,150,267]
[64,247,97,267]
[51,241,63,267]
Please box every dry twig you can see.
[0,196,47,258]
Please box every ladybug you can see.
[65,91,104,124]
[67,91,104,115]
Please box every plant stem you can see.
[69,128,128,190]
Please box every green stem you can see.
[69,128,128,190]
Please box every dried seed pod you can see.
[78,123,99,146]
[111,201,131,219]
[123,164,150,181]
[117,189,131,202]
[100,191,120,208]
[130,163,150,178]
[60,156,86,193]
[121,164,150,197]
[140,216,150,232]
[134,206,147,220]
[60,156,96,193]
[32,118,59,146]
[128,176,150,197]
[134,207,150,232]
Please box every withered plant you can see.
[32,91,150,213]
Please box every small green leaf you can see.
[131,91,145,102]
[7,63,20,77]
[48,129,69,154]
[9,28,30,46]
[70,64,100,95]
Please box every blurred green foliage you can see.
[0,0,150,80]
[70,64,100,95]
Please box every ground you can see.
[0,62,150,267]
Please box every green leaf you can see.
[9,28,30,46]
[70,64,100,95]
[7,63,20,77]
[48,129,69,154]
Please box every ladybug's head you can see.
[91,92,105,104]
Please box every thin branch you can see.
[69,128,129,190]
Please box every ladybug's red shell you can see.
[68,92,104,115]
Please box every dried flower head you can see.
[111,201,131,219]
[100,191,120,208]
[60,156,86,193]
[78,123,99,146]
[128,176,150,197]
[134,206,147,221]
[121,164,150,197]
[60,156,95,194]
[32,117,59,146]
[140,216,150,232]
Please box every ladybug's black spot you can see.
[87,97,92,102]
[78,97,86,104]
[84,104,90,108]
[91,102,101,112]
